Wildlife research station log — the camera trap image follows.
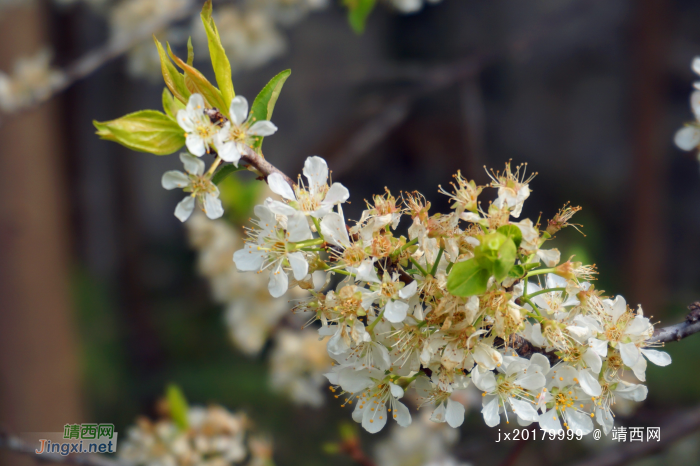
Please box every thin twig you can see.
[328,0,606,177]
[570,404,700,466]
[0,432,127,466]
[0,0,214,119]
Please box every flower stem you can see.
[312,216,324,239]
[292,237,324,249]
[398,238,418,253]
[367,308,385,334]
[430,247,444,276]
[525,267,556,278]
[205,156,223,177]
[522,287,566,300]
[409,257,429,277]
[521,296,543,318]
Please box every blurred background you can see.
[2,0,700,464]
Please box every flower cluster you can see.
[225,156,671,436]
[97,6,673,440]
[120,404,272,466]
[161,93,277,222]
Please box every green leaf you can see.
[508,264,525,279]
[201,0,235,109]
[162,88,185,119]
[186,37,194,66]
[474,232,507,270]
[93,110,185,155]
[167,42,229,117]
[446,258,489,297]
[474,232,517,283]
[154,37,190,104]
[166,384,189,431]
[497,224,522,249]
[211,164,245,185]
[249,69,291,150]
[493,238,517,282]
[346,0,376,34]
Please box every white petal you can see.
[610,296,627,323]
[174,196,195,222]
[176,109,194,132]
[445,398,466,428]
[536,248,560,267]
[355,260,381,284]
[577,369,602,397]
[588,338,608,357]
[327,328,350,357]
[203,193,224,219]
[254,204,276,226]
[384,301,409,323]
[179,153,205,175]
[631,355,647,382]
[510,398,539,423]
[615,382,648,402]
[625,315,652,336]
[323,182,350,206]
[162,170,190,190]
[389,382,404,399]
[641,349,672,366]
[393,401,412,427]
[595,407,614,434]
[565,408,593,435]
[538,409,563,434]
[321,213,350,248]
[471,368,497,392]
[187,93,205,111]
[233,244,265,271]
[268,173,296,201]
[303,156,329,196]
[529,353,550,373]
[619,342,640,368]
[339,368,373,392]
[430,403,446,423]
[674,125,700,151]
[362,401,387,433]
[582,348,602,374]
[515,372,546,391]
[482,397,501,427]
[566,325,592,344]
[217,141,241,164]
[399,280,417,299]
[248,120,278,136]
[575,315,603,334]
[265,198,297,216]
[229,95,248,125]
[268,263,289,298]
[185,134,206,157]
[352,401,365,423]
[286,213,313,242]
[287,251,309,280]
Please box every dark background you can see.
[1,0,700,464]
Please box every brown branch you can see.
[570,404,700,466]
[239,145,295,187]
[0,432,127,466]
